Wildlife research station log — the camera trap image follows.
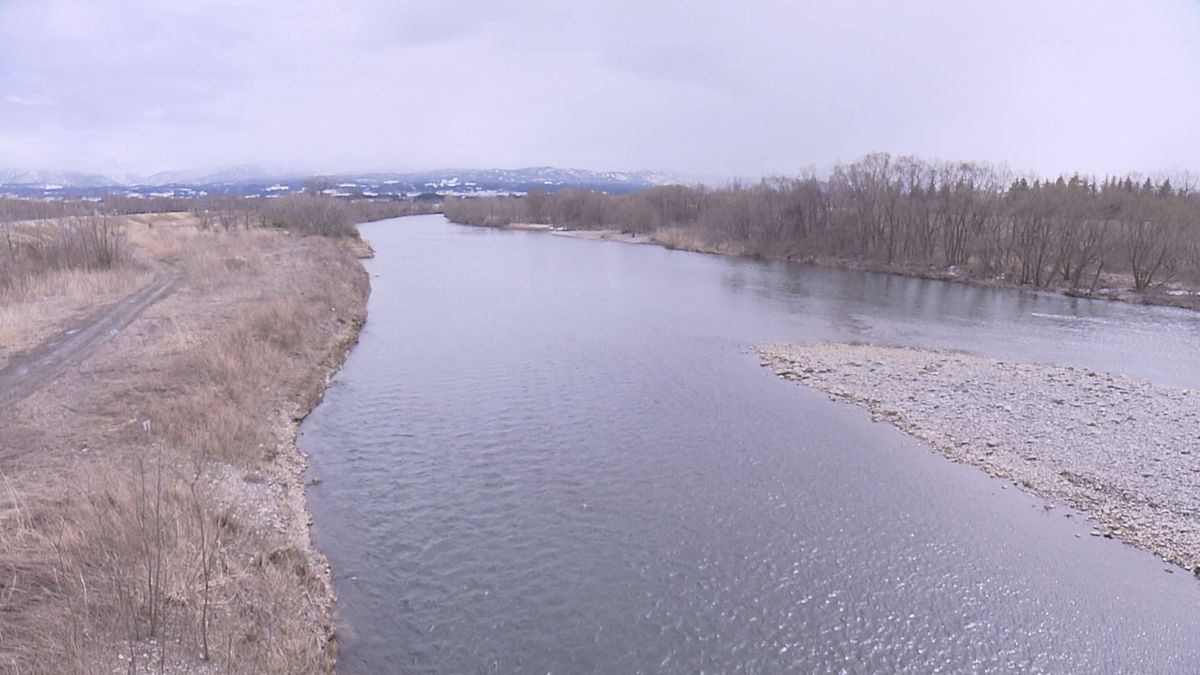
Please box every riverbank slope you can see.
[759,342,1200,573]
[484,222,1200,313]
[0,216,368,672]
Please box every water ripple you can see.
[304,216,1200,674]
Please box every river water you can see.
[302,215,1200,673]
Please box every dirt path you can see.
[0,262,178,407]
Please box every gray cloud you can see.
[1,0,1199,177]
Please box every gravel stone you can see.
[759,342,1200,571]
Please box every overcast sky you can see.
[2,0,1199,178]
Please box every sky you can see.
[2,0,1200,179]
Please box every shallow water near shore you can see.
[302,215,1200,672]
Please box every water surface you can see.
[303,215,1200,673]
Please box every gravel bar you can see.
[758,342,1200,572]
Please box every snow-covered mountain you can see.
[0,169,115,189]
[344,167,696,194]
[0,166,709,199]
[135,165,301,187]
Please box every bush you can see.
[0,215,124,291]
[263,195,357,238]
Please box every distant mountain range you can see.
[0,170,117,190]
[0,166,712,199]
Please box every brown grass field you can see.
[0,214,368,673]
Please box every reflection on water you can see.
[302,215,1200,673]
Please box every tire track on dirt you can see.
[0,262,179,407]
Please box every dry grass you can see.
[1,458,214,672]
[0,218,152,367]
[0,266,149,356]
[0,219,368,673]
[651,226,752,257]
[124,216,203,261]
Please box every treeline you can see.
[445,153,1200,292]
[0,194,437,290]
[0,194,437,228]
[192,195,438,236]
[0,194,438,237]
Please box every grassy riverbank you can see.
[0,214,368,672]
[759,343,1200,574]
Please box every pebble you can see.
[759,342,1200,570]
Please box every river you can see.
[301,214,1200,673]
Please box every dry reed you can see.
[0,218,368,673]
